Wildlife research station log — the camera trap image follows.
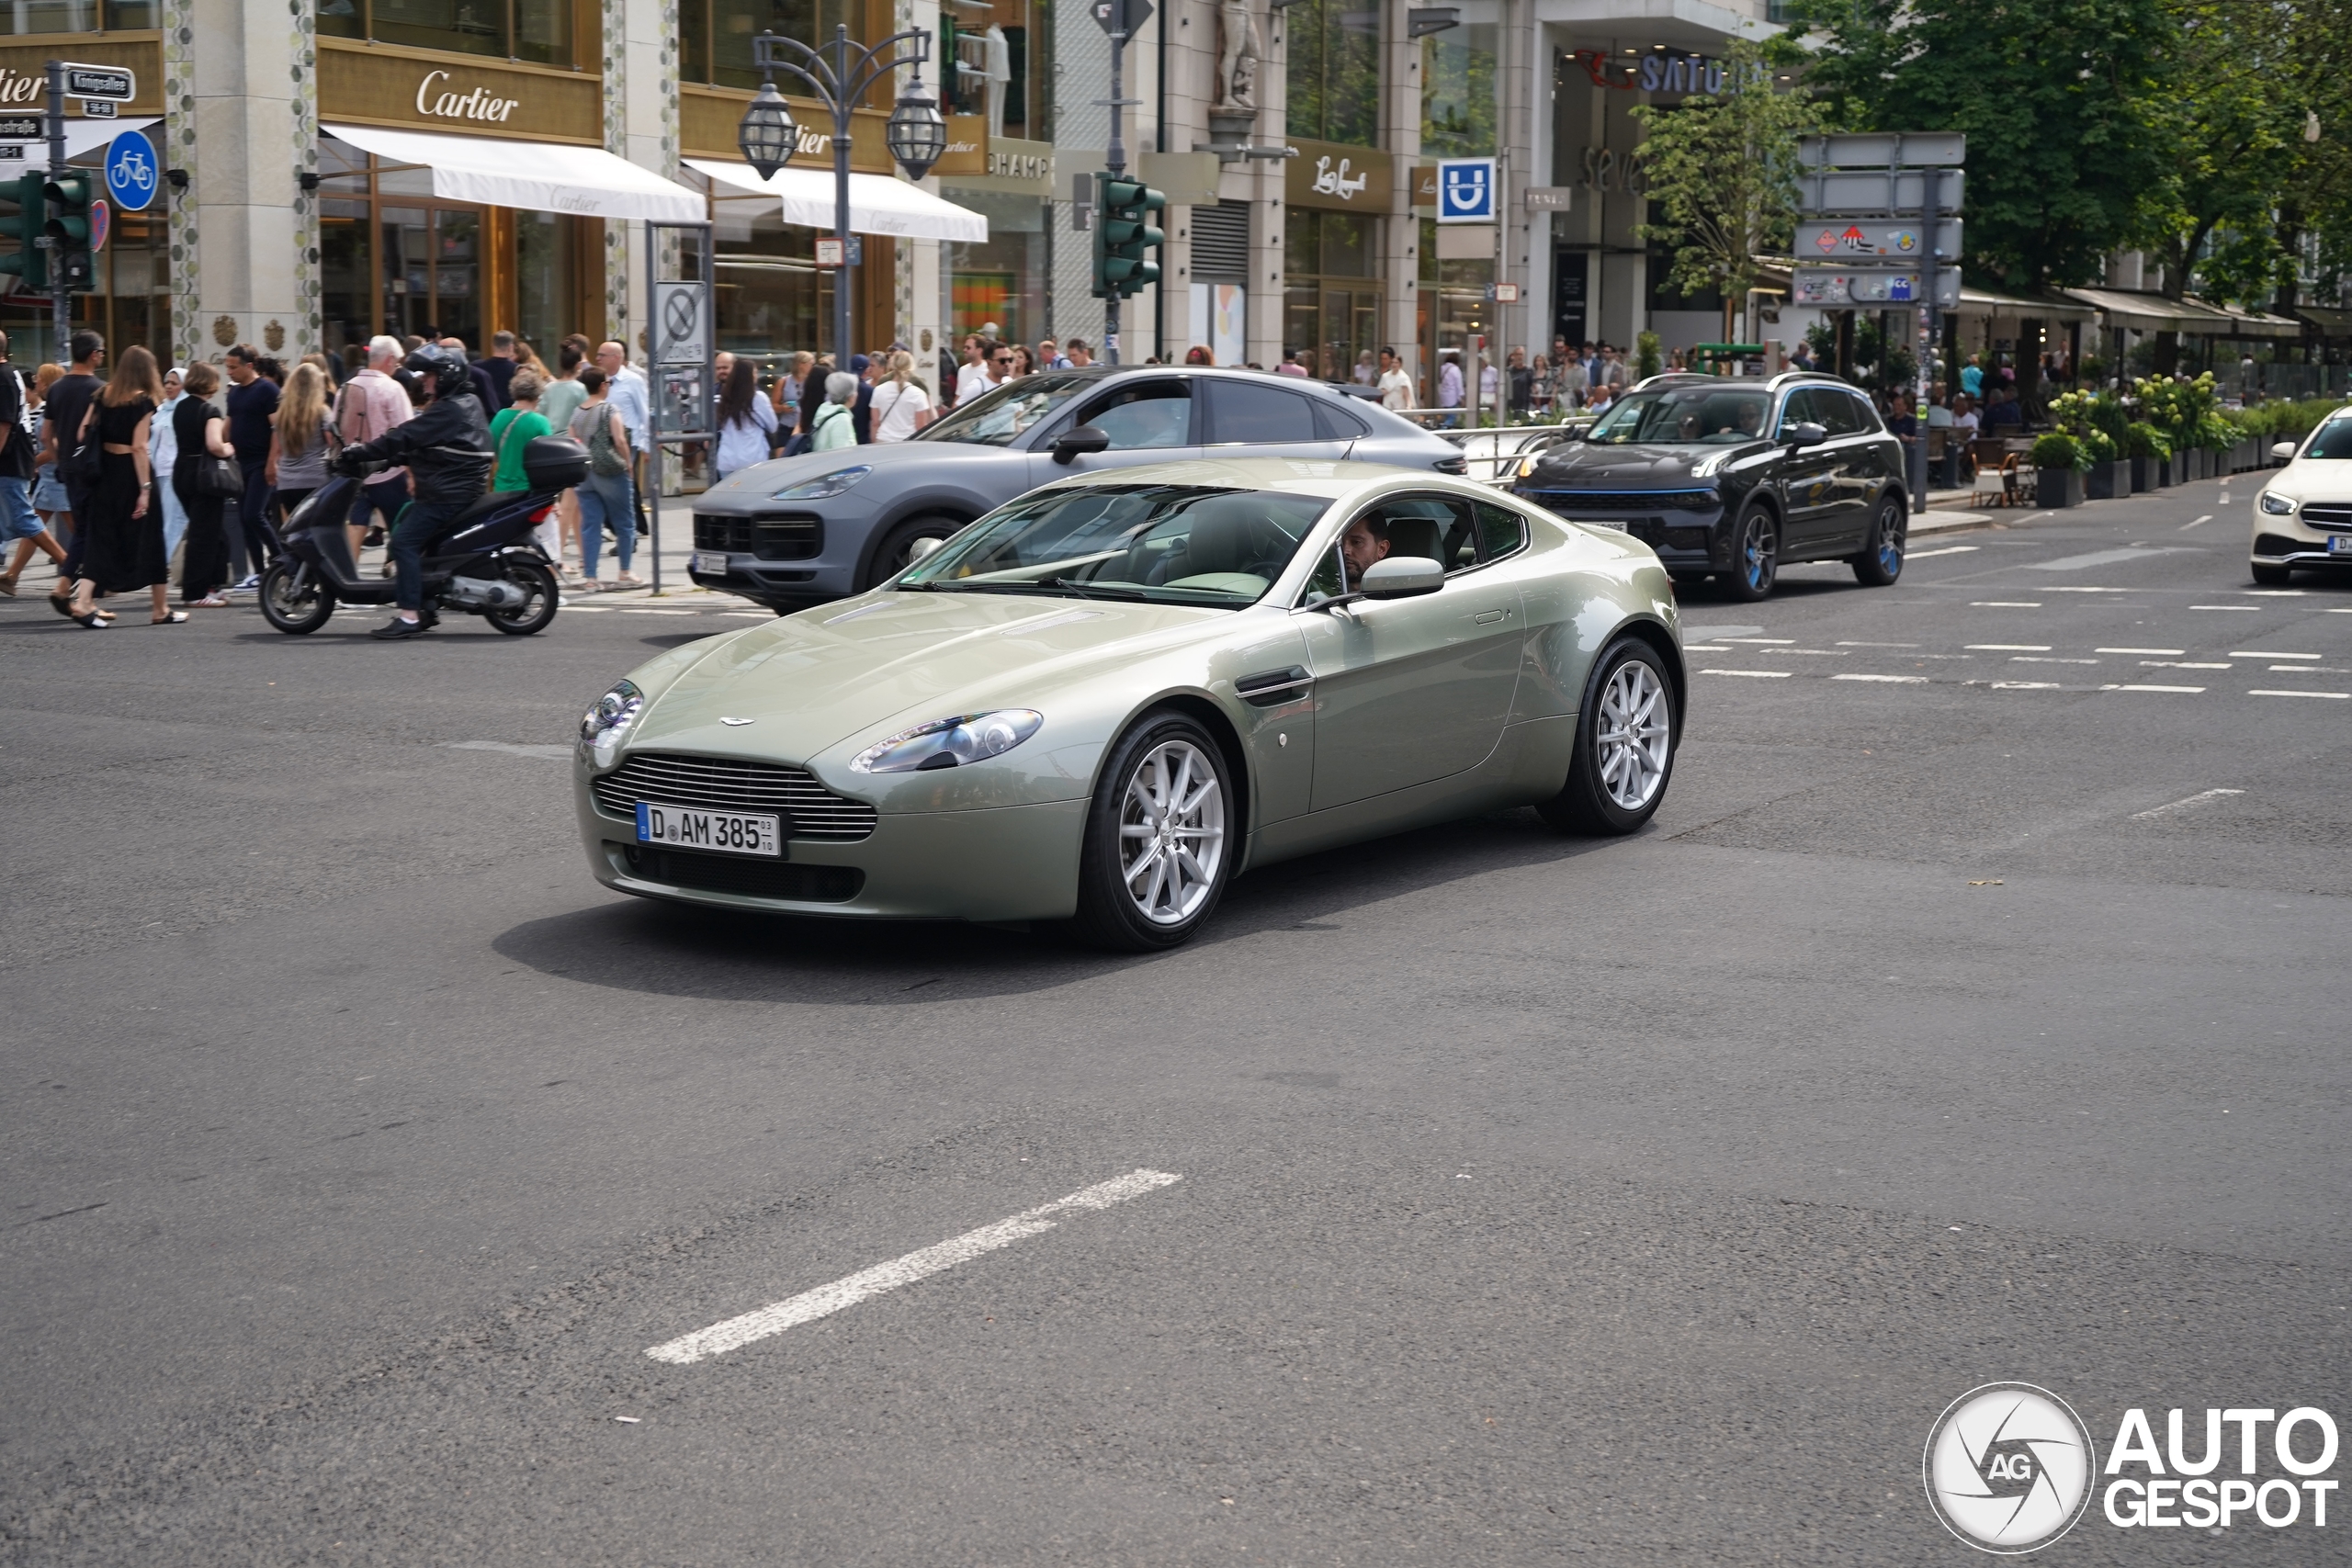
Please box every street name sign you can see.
[60,63,135,100]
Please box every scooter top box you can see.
[524,436,590,491]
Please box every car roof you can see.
[1025,456,1490,504]
[1629,370,1855,396]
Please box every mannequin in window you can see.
[982,24,1012,140]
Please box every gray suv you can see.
[687,367,1467,612]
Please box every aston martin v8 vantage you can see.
[577,459,1684,949]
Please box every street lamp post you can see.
[739,25,946,369]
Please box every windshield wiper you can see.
[1041,577,1149,601]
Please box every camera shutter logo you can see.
[1923,1382,2097,1553]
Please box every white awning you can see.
[0,118,159,163]
[684,157,988,243]
[322,122,704,224]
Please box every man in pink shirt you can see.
[335,335,413,563]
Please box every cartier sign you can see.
[0,40,161,116]
[319,39,599,144]
[414,69,519,124]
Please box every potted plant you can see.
[2123,423,2165,492]
[2031,432,2086,508]
[2051,390,2129,500]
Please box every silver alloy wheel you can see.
[1594,660,1671,810]
[1117,738,1227,925]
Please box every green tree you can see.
[1788,0,2174,294]
[1631,40,1820,344]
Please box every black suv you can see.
[1511,372,1908,601]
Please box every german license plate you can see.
[1583,519,1629,532]
[2329,535,2352,555]
[635,801,782,857]
[691,550,730,574]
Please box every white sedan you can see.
[2252,411,2352,584]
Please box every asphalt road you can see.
[5,476,2347,1565]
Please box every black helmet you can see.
[403,345,470,399]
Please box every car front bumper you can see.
[576,784,1089,922]
[2252,511,2352,568]
[1513,489,1729,570]
[686,552,859,606]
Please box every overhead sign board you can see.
[1792,266,1961,309]
[1798,167,1964,217]
[1799,132,1965,169]
[1800,219,1962,262]
[1435,156,1495,223]
[61,63,134,101]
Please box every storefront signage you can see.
[679,82,902,172]
[931,115,987,178]
[1436,158,1495,223]
[948,136,1055,195]
[0,40,161,117]
[320,40,598,145]
[1285,138,1392,214]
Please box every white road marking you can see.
[2011,656,2098,664]
[2180,513,2215,529]
[1971,601,2042,607]
[1907,545,1980,558]
[1702,669,1791,678]
[645,1169,1184,1366]
[2133,787,2244,819]
[2031,546,2198,571]
[1834,672,1928,683]
[1721,637,1795,644]
[1770,649,1849,656]
[2243,590,2304,598]
[722,611,774,617]
[1969,643,2051,650]
[2274,665,2352,673]
[2249,688,2350,700]
[2098,647,2184,655]
[2044,586,2136,592]
[2108,683,2204,694]
[443,741,571,760]
[622,609,699,616]
[1681,644,1733,652]
[2143,660,2230,670]
[561,604,616,613]
[2190,604,2260,611]
[1988,681,2062,690]
[1838,640,1918,647]
[2233,650,2319,659]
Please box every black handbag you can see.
[193,452,244,500]
[65,406,105,488]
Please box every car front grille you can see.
[1625,522,1715,550]
[1525,488,1721,515]
[693,512,824,559]
[591,752,878,841]
[2298,502,2352,530]
[619,843,865,902]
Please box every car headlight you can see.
[771,465,871,502]
[851,709,1043,773]
[2259,491,2297,515]
[579,678,643,761]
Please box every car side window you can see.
[1203,378,1319,445]
[1776,389,1822,436]
[1078,380,1195,448]
[1474,501,1527,563]
[1814,390,1863,436]
[1843,391,1883,434]
[1312,398,1370,441]
[1366,494,1478,573]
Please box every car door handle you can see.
[1473,609,1508,625]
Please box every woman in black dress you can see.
[63,345,174,626]
[172,361,235,607]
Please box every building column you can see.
[600,0,630,344]
[1497,0,1536,369]
[1382,0,1421,383]
[184,0,305,363]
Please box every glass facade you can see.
[1421,22,1496,157]
[1283,0,1379,147]
[1283,211,1378,382]
[0,0,153,31]
[317,0,577,66]
[944,0,1049,141]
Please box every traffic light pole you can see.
[44,60,65,357]
[1101,18,1128,366]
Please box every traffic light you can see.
[0,172,46,292]
[1091,174,1164,299]
[43,169,94,293]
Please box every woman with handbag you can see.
[566,367,639,589]
[173,362,240,608]
[62,346,170,626]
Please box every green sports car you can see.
[575,458,1685,950]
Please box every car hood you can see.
[695,437,999,506]
[628,590,1232,762]
[1524,440,1768,486]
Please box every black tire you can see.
[484,557,560,636]
[1724,504,1779,602]
[258,560,334,635]
[1538,636,1679,836]
[2250,561,2293,587]
[1849,494,1906,586]
[862,513,965,591]
[1069,710,1236,952]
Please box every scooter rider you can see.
[334,345,492,640]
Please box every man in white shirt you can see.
[955,336,996,406]
[1435,352,1464,424]
[1376,346,1415,411]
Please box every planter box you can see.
[2157,457,2176,487]
[2235,438,2257,473]
[2036,468,2086,509]
[2130,455,2154,492]
[2085,459,2129,501]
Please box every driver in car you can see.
[1340,514,1392,590]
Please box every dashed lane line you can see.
[2191,604,2262,611]
[2234,650,2319,660]
[1907,545,1980,558]
[2143,661,2231,670]
[2249,688,2350,700]
[1700,669,1791,678]
[1838,641,1918,648]
[1971,601,2042,607]
[2098,647,2184,655]
[644,1170,1184,1366]
[2180,514,2215,530]
[1968,644,2051,651]
[2106,683,2205,694]
[1833,672,1927,683]
[2133,788,2244,818]
[2011,656,2099,665]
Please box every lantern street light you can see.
[741,25,943,370]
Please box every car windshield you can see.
[917,373,1094,446]
[1587,386,1772,445]
[2305,419,2352,459]
[898,484,1330,607]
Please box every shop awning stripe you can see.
[322,122,704,225]
[684,157,989,244]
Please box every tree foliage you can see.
[1632,39,1820,328]
[1787,0,2174,293]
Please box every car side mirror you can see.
[1051,425,1112,464]
[1784,421,1827,448]
[1361,556,1445,599]
[2271,441,2298,462]
[906,536,945,562]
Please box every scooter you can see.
[256,435,590,637]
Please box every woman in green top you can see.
[533,344,588,574]
[487,370,553,492]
